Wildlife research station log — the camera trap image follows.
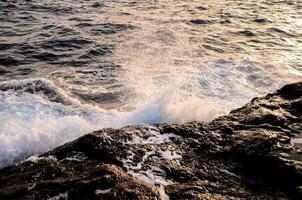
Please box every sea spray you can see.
[0,59,287,168]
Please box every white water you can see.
[1,0,302,170]
[0,59,289,168]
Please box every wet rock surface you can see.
[0,82,302,200]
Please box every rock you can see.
[0,82,302,199]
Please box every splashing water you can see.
[0,0,301,167]
[0,59,287,168]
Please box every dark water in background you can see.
[0,0,301,167]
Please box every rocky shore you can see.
[0,82,301,200]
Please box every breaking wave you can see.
[0,59,288,168]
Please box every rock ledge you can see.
[0,82,302,200]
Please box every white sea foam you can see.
[95,188,111,195]
[130,169,173,186]
[122,131,180,190]
[126,132,179,145]
[22,155,57,163]
[159,185,170,200]
[0,59,288,168]
[28,183,36,191]
[47,192,68,200]
[0,85,183,168]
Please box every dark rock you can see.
[0,82,302,199]
[277,82,302,100]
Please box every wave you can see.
[0,59,288,168]
[0,78,219,168]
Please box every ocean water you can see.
[0,0,301,168]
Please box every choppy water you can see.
[0,0,301,167]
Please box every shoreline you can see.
[0,82,301,199]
